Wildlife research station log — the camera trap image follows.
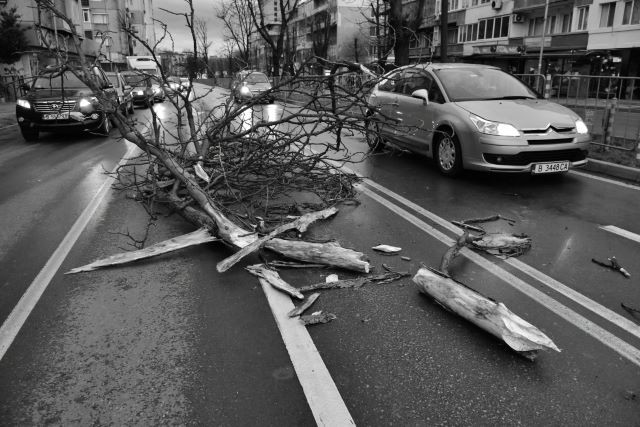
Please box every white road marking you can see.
[259,278,355,426]
[0,124,18,130]
[0,142,140,361]
[570,170,640,191]
[600,225,640,244]
[362,179,640,342]
[360,186,640,367]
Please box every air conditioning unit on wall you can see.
[491,0,502,9]
[512,13,525,23]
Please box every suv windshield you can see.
[435,68,538,102]
[244,73,269,83]
[33,71,88,89]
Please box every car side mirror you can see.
[411,89,429,105]
[20,83,31,92]
[104,83,114,89]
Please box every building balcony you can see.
[513,0,574,12]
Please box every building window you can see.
[545,15,557,34]
[561,14,572,32]
[274,0,278,22]
[599,2,616,27]
[83,9,90,23]
[449,0,459,11]
[622,0,640,24]
[84,30,93,39]
[528,16,544,36]
[471,0,478,5]
[476,16,509,39]
[92,13,108,24]
[577,6,589,30]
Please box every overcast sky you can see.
[153,0,225,55]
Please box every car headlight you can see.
[575,119,589,134]
[17,99,31,109]
[239,86,251,96]
[153,87,161,94]
[469,114,520,137]
[78,96,98,113]
[136,90,144,95]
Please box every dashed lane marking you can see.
[599,225,640,244]
[0,142,140,361]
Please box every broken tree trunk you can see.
[413,268,560,358]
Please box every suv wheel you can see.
[435,130,463,176]
[21,126,39,142]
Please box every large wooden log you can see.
[264,238,370,273]
[413,267,560,358]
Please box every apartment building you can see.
[0,0,154,78]
[249,0,371,74]
[399,0,639,77]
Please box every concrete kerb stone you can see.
[583,158,640,184]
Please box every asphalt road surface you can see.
[0,87,639,425]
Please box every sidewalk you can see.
[0,102,16,129]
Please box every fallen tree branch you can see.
[216,207,339,272]
[413,267,560,359]
[66,228,219,274]
[288,293,321,317]
[264,238,370,273]
[301,312,336,326]
[297,271,409,293]
[246,264,304,299]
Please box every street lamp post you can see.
[537,0,550,75]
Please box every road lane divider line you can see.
[599,225,640,244]
[0,142,140,362]
[260,278,355,426]
[362,178,640,342]
[570,170,640,191]
[359,186,640,367]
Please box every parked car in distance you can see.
[150,79,165,102]
[179,77,191,92]
[122,72,155,108]
[105,71,134,115]
[16,65,116,141]
[231,70,274,103]
[366,63,591,176]
[164,76,182,95]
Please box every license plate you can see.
[532,161,570,174]
[43,113,69,120]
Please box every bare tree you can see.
[195,17,213,79]
[216,0,254,68]
[248,0,302,76]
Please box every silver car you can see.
[366,63,591,176]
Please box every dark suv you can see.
[16,65,116,142]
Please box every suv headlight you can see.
[78,96,98,113]
[575,119,589,134]
[17,99,31,109]
[469,114,520,137]
[239,86,251,96]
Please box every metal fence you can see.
[517,73,640,161]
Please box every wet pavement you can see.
[0,87,639,424]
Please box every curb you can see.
[584,158,640,184]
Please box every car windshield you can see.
[33,70,88,89]
[243,73,269,84]
[435,68,538,102]
[123,74,148,87]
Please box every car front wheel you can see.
[364,115,385,152]
[435,130,463,176]
[21,126,39,142]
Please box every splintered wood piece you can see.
[372,244,402,253]
[413,267,560,357]
[287,293,321,317]
[265,238,370,273]
[301,312,336,326]
[297,271,409,293]
[471,233,532,257]
[246,264,304,299]
[66,228,219,274]
[217,207,338,273]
